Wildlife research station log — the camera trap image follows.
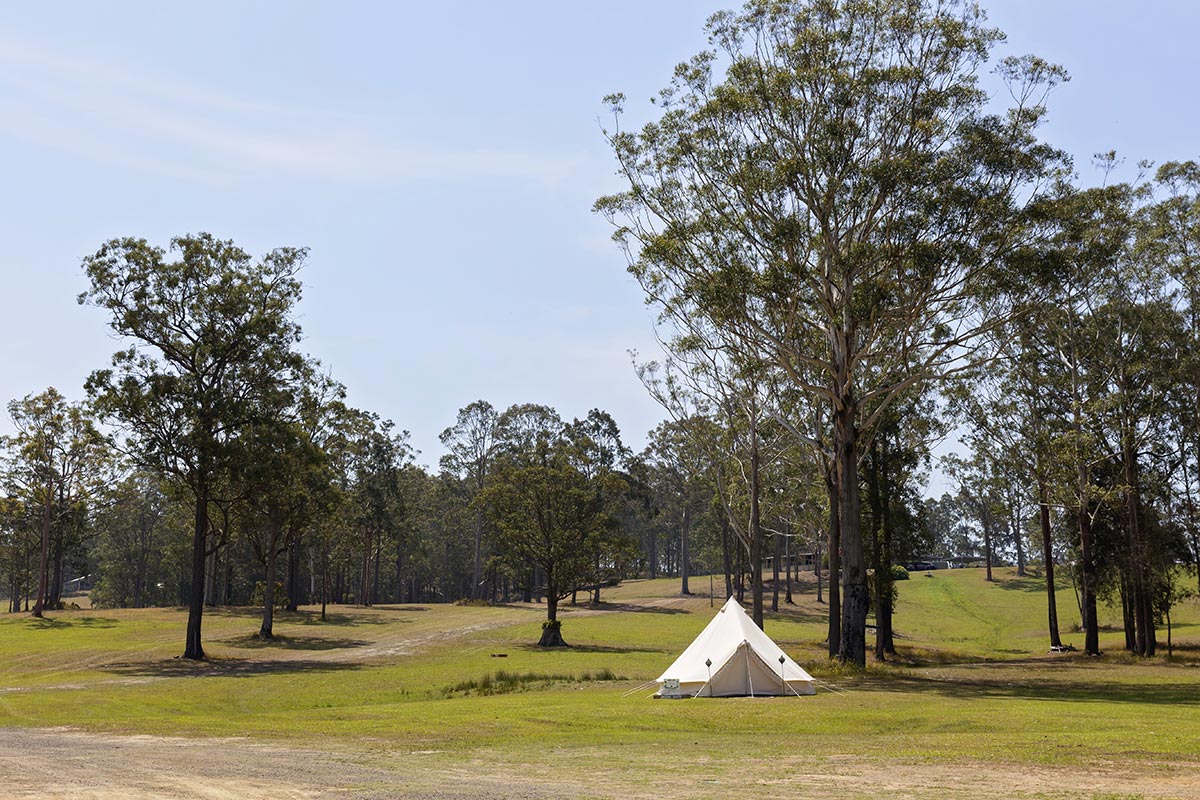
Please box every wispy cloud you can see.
[0,35,584,186]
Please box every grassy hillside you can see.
[1,569,1197,798]
[893,566,1200,658]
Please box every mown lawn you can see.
[1,568,1197,797]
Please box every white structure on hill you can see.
[655,597,816,697]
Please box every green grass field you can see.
[1,568,1197,799]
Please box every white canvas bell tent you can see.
[655,597,815,697]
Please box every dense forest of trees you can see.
[1,0,1197,666]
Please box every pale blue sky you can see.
[2,2,1198,470]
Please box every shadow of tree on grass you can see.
[581,602,690,616]
[877,674,1199,705]
[992,575,1072,594]
[101,656,365,680]
[551,642,670,654]
[24,616,119,630]
[218,634,372,652]
[853,656,1200,705]
[205,607,401,628]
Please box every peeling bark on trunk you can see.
[835,399,867,668]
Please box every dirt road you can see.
[0,727,549,800]
[3,727,1198,800]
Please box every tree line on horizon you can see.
[2,0,1199,665]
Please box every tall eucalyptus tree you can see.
[1143,162,1200,595]
[598,0,1065,663]
[80,233,307,660]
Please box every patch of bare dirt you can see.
[0,728,549,800]
[468,747,1200,800]
[230,597,690,666]
[3,728,1197,800]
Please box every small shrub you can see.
[891,565,910,581]
[443,667,624,697]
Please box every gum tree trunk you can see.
[1037,478,1062,648]
[815,541,824,604]
[680,505,691,595]
[869,437,885,661]
[49,523,64,609]
[537,586,567,647]
[471,509,484,600]
[31,486,53,618]
[772,532,782,614]
[835,395,867,667]
[749,424,764,628]
[825,467,841,657]
[1079,507,1100,656]
[261,544,278,639]
[287,535,301,611]
[871,435,896,659]
[184,475,209,660]
[983,502,995,582]
[720,514,733,599]
[320,539,329,622]
[784,523,794,605]
[1123,430,1155,657]
[1012,495,1026,577]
